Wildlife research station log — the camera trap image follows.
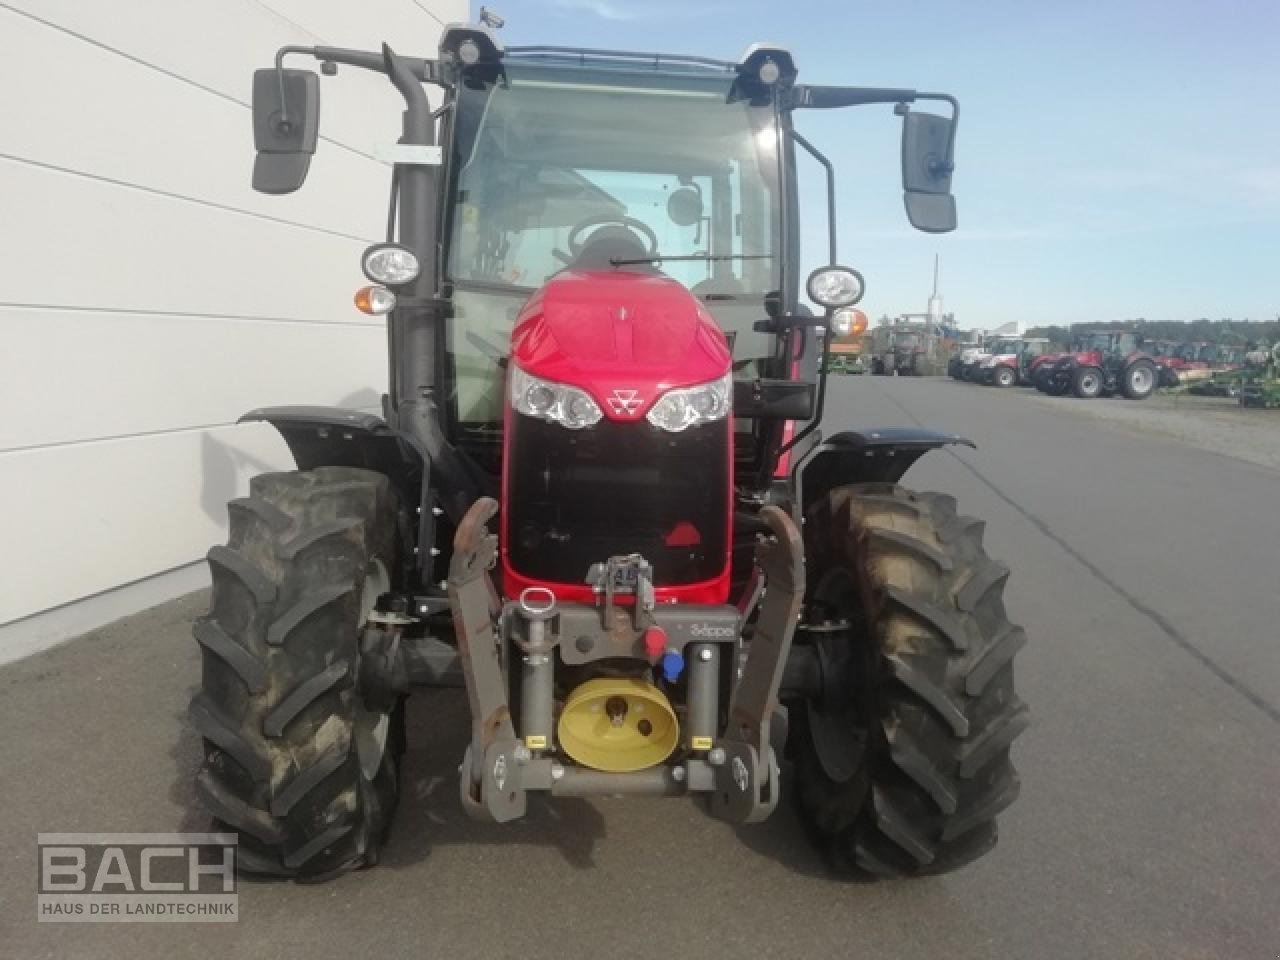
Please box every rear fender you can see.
[793,428,975,518]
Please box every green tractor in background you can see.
[1239,343,1280,408]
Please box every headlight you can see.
[806,266,865,308]
[646,373,732,433]
[509,365,602,430]
[361,243,420,286]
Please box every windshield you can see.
[991,339,1020,354]
[445,61,782,427]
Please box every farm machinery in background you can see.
[869,320,945,375]
[823,308,869,374]
[1237,342,1280,408]
[1028,341,1079,393]
[947,333,986,378]
[950,333,993,380]
[1147,341,1245,388]
[976,338,1051,387]
[1036,330,1158,400]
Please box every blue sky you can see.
[479,0,1279,329]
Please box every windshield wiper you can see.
[609,253,775,266]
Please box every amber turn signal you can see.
[354,284,396,316]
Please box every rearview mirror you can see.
[901,110,956,233]
[252,68,319,195]
[667,187,703,227]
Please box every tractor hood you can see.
[509,269,731,422]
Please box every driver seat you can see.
[572,226,651,270]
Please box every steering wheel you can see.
[564,214,659,261]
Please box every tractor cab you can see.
[444,56,785,477]
[1080,330,1139,360]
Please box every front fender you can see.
[793,427,975,518]
[240,405,424,528]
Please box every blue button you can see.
[660,651,685,683]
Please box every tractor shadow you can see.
[718,766,851,882]
[381,688,608,871]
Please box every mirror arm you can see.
[789,85,917,108]
[270,44,437,133]
[789,86,960,173]
[910,92,961,172]
[271,46,315,133]
[791,130,836,264]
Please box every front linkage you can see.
[448,498,804,823]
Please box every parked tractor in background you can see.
[186,28,1027,884]
[1040,330,1157,399]
[948,333,988,379]
[824,308,870,374]
[1239,342,1280,408]
[978,337,1050,387]
[958,337,998,381]
[1029,340,1081,395]
[1146,340,1198,387]
[871,323,939,375]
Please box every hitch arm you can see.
[447,497,525,823]
[711,505,805,824]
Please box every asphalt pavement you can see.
[3,375,1278,959]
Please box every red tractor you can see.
[977,337,1051,387]
[1030,337,1085,395]
[1146,340,1194,387]
[186,29,1028,883]
[1039,330,1157,399]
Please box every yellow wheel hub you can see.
[557,678,678,773]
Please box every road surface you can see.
[4,375,1278,959]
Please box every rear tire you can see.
[1122,361,1157,399]
[1073,366,1103,398]
[791,485,1027,879]
[190,467,405,881]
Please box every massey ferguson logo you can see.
[608,389,642,415]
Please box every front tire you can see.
[791,485,1027,878]
[993,366,1016,388]
[1073,366,1103,398]
[189,467,405,881]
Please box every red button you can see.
[643,626,668,659]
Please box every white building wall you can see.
[0,0,468,661]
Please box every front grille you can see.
[505,415,730,586]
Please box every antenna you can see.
[932,253,940,298]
